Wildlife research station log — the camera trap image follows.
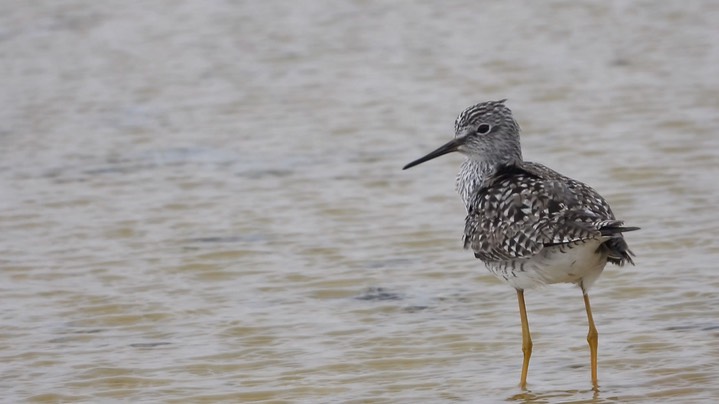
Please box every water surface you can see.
[2,1,719,402]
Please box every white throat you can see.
[455,158,493,210]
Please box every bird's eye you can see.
[477,124,491,134]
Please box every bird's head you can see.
[403,100,522,170]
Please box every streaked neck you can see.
[456,159,491,209]
[455,153,523,209]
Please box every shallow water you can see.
[2,1,719,402]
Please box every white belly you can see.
[485,239,608,291]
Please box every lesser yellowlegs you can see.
[403,100,638,389]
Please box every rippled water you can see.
[2,1,719,402]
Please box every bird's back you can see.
[463,161,637,276]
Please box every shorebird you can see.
[402,100,638,389]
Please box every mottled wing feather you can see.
[463,163,619,261]
[523,162,615,219]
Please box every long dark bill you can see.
[402,137,465,170]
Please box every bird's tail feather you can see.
[600,225,640,235]
[599,222,639,266]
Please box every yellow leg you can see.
[517,289,532,389]
[582,291,599,390]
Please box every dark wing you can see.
[463,164,623,262]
